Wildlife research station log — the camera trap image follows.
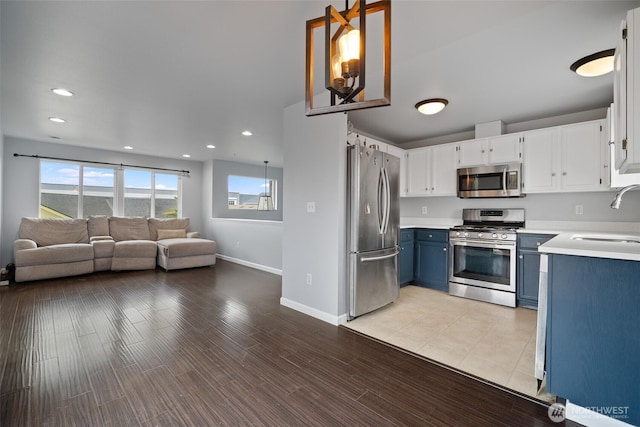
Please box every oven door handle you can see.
[450,239,515,250]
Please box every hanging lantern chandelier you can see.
[305,0,391,116]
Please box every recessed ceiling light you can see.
[206,144,216,149]
[51,88,74,97]
[415,98,449,115]
[48,117,66,123]
[570,49,615,77]
[182,154,191,158]
[123,146,133,150]
[242,130,253,136]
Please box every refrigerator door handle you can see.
[377,168,386,235]
[360,249,400,262]
[381,167,390,235]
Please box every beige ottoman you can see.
[156,238,217,271]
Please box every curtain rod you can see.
[13,153,190,175]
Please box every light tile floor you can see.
[344,285,555,402]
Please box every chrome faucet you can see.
[610,184,640,209]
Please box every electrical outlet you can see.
[421,206,428,215]
[307,202,316,213]
[306,273,312,285]
[575,205,584,215]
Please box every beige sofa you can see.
[14,216,216,283]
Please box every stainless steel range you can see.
[449,208,525,307]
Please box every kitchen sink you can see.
[571,234,640,244]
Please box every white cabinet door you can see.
[387,144,408,197]
[430,143,457,196]
[522,128,560,193]
[488,134,522,164]
[560,121,605,192]
[406,147,429,196]
[457,138,488,167]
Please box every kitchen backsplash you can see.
[400,191,640,223]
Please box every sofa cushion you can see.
[19,217,89,247]
[88,215,110,237]
[109,217,151,242]
[148,218,190,241]
[157,229,187,240]
[157,238,216,258]
[15,243,94,267]
[113,240,157,258]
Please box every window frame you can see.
[39,160,183,219]
[227,174,277,211]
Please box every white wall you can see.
[1,137,204,266]
[202,159,283,273]
[281,101,348,325]
[400,191,640,223]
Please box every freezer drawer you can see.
[349,247,399,318]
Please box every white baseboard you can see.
[280,297,347,326]
[215,254,282,276]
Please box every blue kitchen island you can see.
[540,233,640,426]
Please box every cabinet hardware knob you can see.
[536,242,541,246]
[551,173,556,176]
[443,248,447,252]
[481,150,485,153]
[490,148,493,152]
[519,255,523,259]
[428,234,432,238]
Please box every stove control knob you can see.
[492,233,498,238]
[464,232,469,237]
[478,232,483,238]
[456,231,461,237]
[501,234,507,239]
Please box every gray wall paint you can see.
[203,159,283,272]
[282,101,347,322]
[400,191,640,223]
[212,159,283,221]
[1,137,204,266]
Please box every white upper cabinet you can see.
[406,143,456,197]
[457,134,522,167]
[613,7,640,174]
[522,127,561,193]
[386,144,408,197]
[523,120,607,194]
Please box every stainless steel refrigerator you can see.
[347,144,400,319]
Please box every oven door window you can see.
[452,244,511,285]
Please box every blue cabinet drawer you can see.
[400,229,414,242]
[519,234,555,250]
[415,229,448,243]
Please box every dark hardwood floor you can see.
[0,260,580,426]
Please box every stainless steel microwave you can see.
[457,163,522,198]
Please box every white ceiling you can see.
[2,1,639,168]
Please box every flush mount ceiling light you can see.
[305,0,391,116]
[570,49,615,77]
[206,144,216,149]
[242,130,253,136]
[51,88,74,97]
[182,154,191,158]
[257,161,274,211]
[124,146,133,150]
[415,98,448,115]
[48,117,66,123]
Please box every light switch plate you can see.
[307,202,316,213]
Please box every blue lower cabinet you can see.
[547,254,640,426]
[413,229,449,292]
[398,229,414,287]
[516,233,555,308]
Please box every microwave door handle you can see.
[502,168,507,195]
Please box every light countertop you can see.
[539,232,640,261]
